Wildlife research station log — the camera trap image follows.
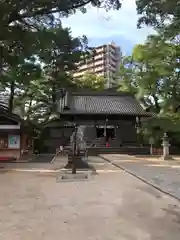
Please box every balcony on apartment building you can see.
[75,61,117,75]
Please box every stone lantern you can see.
[161,132,172,160]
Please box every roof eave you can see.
[60,111,152,117]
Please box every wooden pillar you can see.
[136,116,143,146]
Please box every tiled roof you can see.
[64,92,151,116]
[0,95,9,107]
[0,95,22,117]
[0,104,22,122]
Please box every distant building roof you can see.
[61,90,151,117]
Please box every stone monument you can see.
[70,125,87,174]
[57,125,91,182]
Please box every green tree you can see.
[75,72,107,90]
[118,34,180,113]
[136,0,180,38]
[0,0,121,71]
[0,0,122,118]
[39,24,84,104]
[13,23,88,122]
[118,56,138,94]
[0,60,41,113]
[118,33,180,144]
[14,76,47,120]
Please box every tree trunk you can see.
[171,72,180,113]
[26,99,33,121]
[20,105,25,118]
[8,80,15,113]
[152,94,160,113]
[52,82,56,104]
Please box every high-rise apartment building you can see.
[73,42,122,88]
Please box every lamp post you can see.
[136,116,143,146]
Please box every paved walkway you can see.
[1,171,180,239]
[100,154,180,200]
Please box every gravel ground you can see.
[0,170,180,240]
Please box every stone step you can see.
[87,147,150,156]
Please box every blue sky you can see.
[61,0,154,55]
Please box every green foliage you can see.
[13,24,87,122]
[0,0,122,123]
[118,56,138,94]
[37,24,86,113]
[118,34,180,113]
[142,113,180,146]
[0,0,122,68]
[136,0,180,38]
[118,32,180,144]
[1,0,121,24]
[1,22,85,117]
[75,72,107,90]
[0,60,42,112]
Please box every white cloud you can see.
[61,0,154,47]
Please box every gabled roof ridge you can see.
[71,91,133,97]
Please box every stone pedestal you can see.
[56,171,95,182]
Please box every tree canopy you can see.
[75,72,107,90]
[1,0,121,24]
[118,34,180,113]
[0,0,122,120]
[117,31,180,145]
[0,0,121,66]
[136,0,180,38]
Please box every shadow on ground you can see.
[30,154,55,163]
[162,204,180,224]
[0,166,10,174]
[64,158,97,173]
